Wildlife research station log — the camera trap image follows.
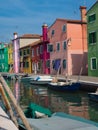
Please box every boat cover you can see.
[26,112,98,130]
[24,103,52,118]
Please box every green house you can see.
[0,43,9,72]
[87,1,98,76]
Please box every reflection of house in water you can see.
[32,87,49,108]
[48,93,89,119]
[68,97,89,119]
[14,81,20,102]
[48,93,69,113]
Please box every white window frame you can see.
[91,57,97,70]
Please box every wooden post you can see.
[0,83,18,128]
[0,74,33,130]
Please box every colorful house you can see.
[8,42,14,73]
[12,33,41,73]
[31,24,50,74]
[0,42,9,72]
[48,6,88,76]
[31,40,41,74]
[20,45,31,73]
[87,1,98,76]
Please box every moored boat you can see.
[30,75,53,85]
[19,112,98,130]
[48,81,80,91]
[20,74,37,82]
[24,102,52,118]
[88,88,98,102]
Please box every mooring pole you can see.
[0,83,18,127]
[0,74,33,130]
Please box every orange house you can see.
[48,6,88,76]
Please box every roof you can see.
[19,34,41,39]
[12,34,41,41]
[87,1,98,14]
[48,18,87,29]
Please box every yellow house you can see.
[20,45,32,73]
[8,42,14,73]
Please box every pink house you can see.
[48,6,87,76]
[31,24,50,74]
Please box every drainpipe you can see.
[80,6,87,75]
[13,32,19,73]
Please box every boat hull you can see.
[48,82,80,91]
[88,93,98,102]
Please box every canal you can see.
[6,79,98,124]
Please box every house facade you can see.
[0,43,9,72]
[31,24,50,74]
[8,42,14,73]
[12,33,41,73]
[48,6,88,76]
[87,1,98,76]
[20,45,31,73]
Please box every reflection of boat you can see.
[88,88,98,102]
[30,75,53,85]
[48,81,80,92]
[20,112,98,130]
[24,103,52,118]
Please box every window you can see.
[23,50,26,55]
[52,60,55,69]
[40,45,43,54]
[62,24,66,32]
[47,44,53,52]
[32,49,34,57]
[91,57,97,70]
[27,48,30,54]
[37,47,39,56]
[88,14,96,23]
[89,32,96,44]
[46,60,50,68]
[26,62,29,68]
[2,54,4,59]
[20,50,22,56]
[63,59,66,69]
[51,30,55,36]
[63,41,67,50]
[57,43,60,51]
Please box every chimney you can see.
[13,32,18,39]
[80,6,87,22]
[42,23,48,41]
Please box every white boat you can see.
[19,112,98,130]
[88,88,98,102]
[20,74,37,82]
[48,80,80,92]
[30,75,53,85]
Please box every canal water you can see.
[6,79,98,124]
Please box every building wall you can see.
[8,43,14,72]
[67,23,87,75]
[20,46,32,73]
[20,39,40,48]
[48,19,87,76]
[0,43,9,72]
[87,2,98,76]
[48,20,67,75]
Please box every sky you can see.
[0,0,97,42]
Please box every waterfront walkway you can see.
[1,72,98,86]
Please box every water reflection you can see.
[6,79,98,123]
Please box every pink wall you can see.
[48,19,87,76]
